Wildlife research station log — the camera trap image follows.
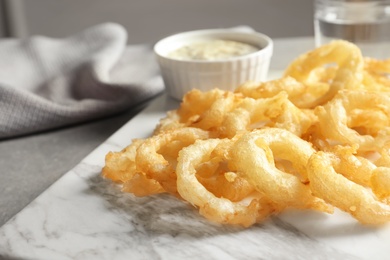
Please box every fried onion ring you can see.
[102,139,145,183]
[102,39,390,227]
[217,92,315,138]
[136,127,210,197]
[316,90,390,151]
[284,40,364,107]
[371,167,390,201]
[308,151,390,225]
[363,58,390,91]
[328,145,376,186]
[230,128,332,212]
[176,138,275,227]
[235,76,328,109]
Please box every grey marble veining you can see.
[0,161,358,260]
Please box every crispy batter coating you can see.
[103,40,390,226]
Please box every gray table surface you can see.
[0,37,315,228]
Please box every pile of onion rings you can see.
[103,40,390,227]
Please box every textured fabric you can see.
[0,23,164,139]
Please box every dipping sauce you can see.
[168,40,259,61]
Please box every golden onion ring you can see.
[230,128,332,212]
[284,40,364,107]
[316,90,390,151]
[308,151,390,225]
[176,138,274,227]
[136,127,210,197]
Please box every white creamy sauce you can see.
[168,40,259,61]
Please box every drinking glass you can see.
[314,0,390,59]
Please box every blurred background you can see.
[0,0,314,43]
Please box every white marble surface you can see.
[1,92,390,260]
[1,38,390,260]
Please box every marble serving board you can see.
[1,88,390,260]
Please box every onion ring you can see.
[363,57,390,91]
[329,145,376,186]
[177,89,232,124]
[176,138,275,227]
[230,128,332,212]
[235,76,328,109]
[102,139,145,183]
[371,167,390,200]
[154,110,185,135]
[218,92,315,138]
[308,151,390,225]
[136,127,210,197]
[316,90,390,151]
[284,40,364,107]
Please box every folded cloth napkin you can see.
[0,23,164,139]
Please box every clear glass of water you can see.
[314,0,390,59]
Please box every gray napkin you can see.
[0,23,164,139]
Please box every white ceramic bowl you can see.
[154,28,273,100]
